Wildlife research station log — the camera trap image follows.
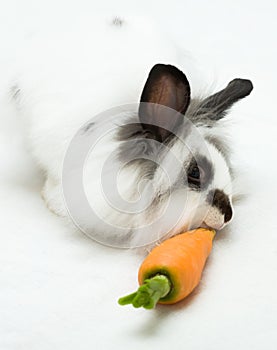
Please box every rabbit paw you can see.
[41,178,67,217]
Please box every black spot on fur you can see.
[207,189,233,223]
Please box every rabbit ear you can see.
[139,64,191,142]
[198,78,253,121]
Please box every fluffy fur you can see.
[11,15,253,247]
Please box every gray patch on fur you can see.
[82,121,95,134]
[172,153,215,192]
[116,115,166,167]
[115,114,192,184]
[116,127,159,181]
[10,85,21,100]
[116,117,144,141]
[115,116,183,214]
[205,134,230,159]
[188,154,214,190]
[112,17,124,27]
[205,135,234,178]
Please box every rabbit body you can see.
[12,15,253,247]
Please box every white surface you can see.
[1,1,277,349]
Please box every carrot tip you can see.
[118,275,171,309]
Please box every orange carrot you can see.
[118,228,215,309]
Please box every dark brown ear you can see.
[198,78,253,120]
[139,64,191,142]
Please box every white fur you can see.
[13,14,233,247]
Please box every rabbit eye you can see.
[188,165,201,185]
[189,166,200,180]
[186,155,214,190]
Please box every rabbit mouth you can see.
[202,221,224,231]
[201,222,212,229]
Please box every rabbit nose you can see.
[224,204,233,223]
[207,189,233,224]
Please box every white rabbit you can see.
[12,15,253,247]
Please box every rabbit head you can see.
[115,64,253,242]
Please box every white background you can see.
[0,1,277,349]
